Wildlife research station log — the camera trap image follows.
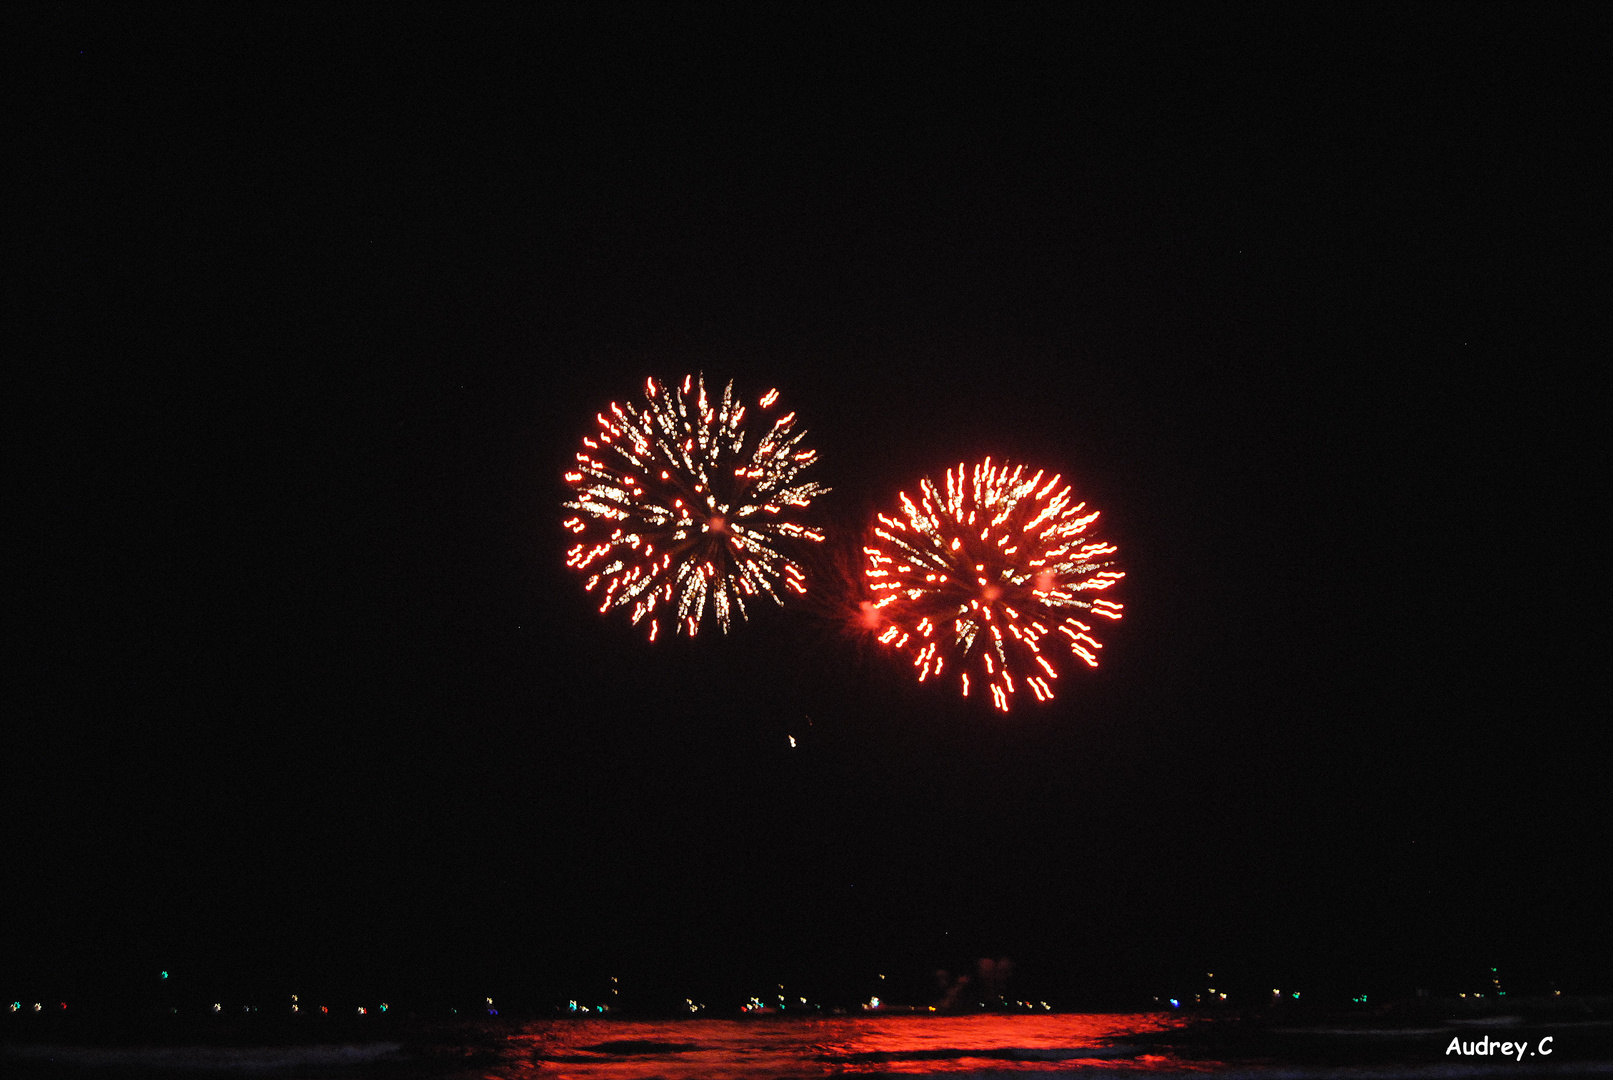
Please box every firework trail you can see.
[563,375,828,640]
[862,458,1124,712]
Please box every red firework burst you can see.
[862,457,1125,712]
[562,375,827,640]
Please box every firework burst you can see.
[563,375,828,640]
[862,457,1124,712]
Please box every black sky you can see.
[6,5,1606,1012]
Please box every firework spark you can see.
[862,458,1124,712]
[563,375,828,639]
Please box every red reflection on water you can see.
[486,1013,1197,1079]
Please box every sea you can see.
[6,1012,1613,1078]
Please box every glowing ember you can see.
[862,457,1124,711]
[563,374,828,638]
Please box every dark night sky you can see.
[6,6,1606,1011]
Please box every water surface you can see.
[486,1014,1188,1077]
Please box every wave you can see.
[580,1039,703,1054]
[828,1043,1145,1062]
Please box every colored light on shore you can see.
[563,375,827,637]
[861,458,1124,711]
